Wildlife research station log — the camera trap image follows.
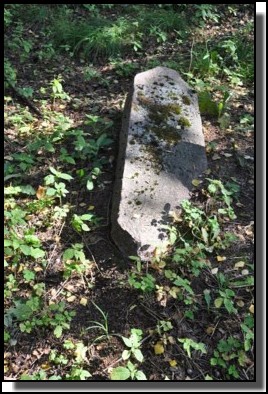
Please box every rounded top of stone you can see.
[134,66,188,89]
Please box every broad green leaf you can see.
[224,298,237,314]
[110,366,130,380]
[58,173,73,181]
[63,249,75,260]
[122,336,132,348]
[20,244,31,256]
[63,339,75,350]
[208,183,217,194]
[81,223,90,231]
[86,180,94,191]
[122,349,130,360]
[74,342,88,363]
[214,297,223,308]
[54,325,63,338]
[169,231,177,245]
[44,174,55,185]
[203,289,211,308]
[19,185,36,195]
[81,214,94,221]
[135,370,147,380]
[23,270,35,281]
[46,187,56,196]
[205,374,213,380]
[133,348,144,362]
[30,248,45,259]
[4,330,11,342]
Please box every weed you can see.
[111,361,147,380]
[210,336,250,379]
[5,299,75,339]
[50,76,70,105]
[128,273,156,292]
[178,338,207,358]
[86,301,110,342]
[111,328,146,380]
[63,243,92,279]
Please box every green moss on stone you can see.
[178,116,191,127]
[182,95,191,105]
[150,125,181,144]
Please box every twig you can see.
[188,38,195,74]
[5,77,43,118]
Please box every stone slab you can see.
[111,67,207,260]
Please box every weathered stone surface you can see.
[111,67,207,260]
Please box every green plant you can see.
[44,167,73,204]
[21,370,62,380]
[71,213,97,232]
[111,361,146,380]
[59,148,76,164]
[44,166,73,185]
[210,336,248,379]
[86,167,102,191]
[63,243,92,279]
[111,58,139,77]
[46,181,69,203]
[165,269,194,305]
[86,301,109,342]
[121,328,144,362]
[214,288,237,314]
[156,320,173,335]
[194,4,219,25]
[178,338,207,358]
[128,273,156,292]
[5,299,75,338]
[240,315,254,351]
[83,65,101,81]
[50,76,70,105]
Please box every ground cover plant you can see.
[4,4,254,381]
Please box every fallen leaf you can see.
[236,300,245,307]
[33,266,43,272]
[212,153,221,160]
[154,342,165,355]
[249,304,254,314]
[168,336,176,344]
[217,256,226,262]
[221,152,233,157]
[211,267,218,275]
[241,269,249,275]
[234,261,245,269]
[169,359,177,367]
[36,185,46,200]
[204,168,211,175]
[67,295,76,303]
[80,298,88,306]
[41,363,51,370]
[88,205,95,211]
[206,326,214,335]
[192,179,202,187]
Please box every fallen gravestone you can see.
[111,67,207,260]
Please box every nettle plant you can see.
[5,298,75,339]
[110,329,147,380]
